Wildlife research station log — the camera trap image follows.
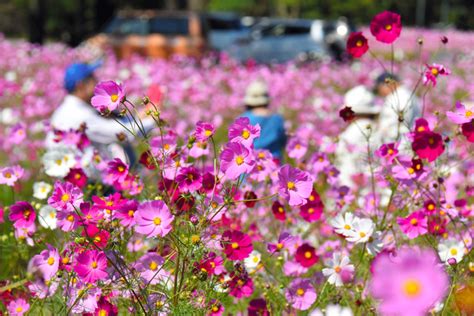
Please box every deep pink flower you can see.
[176,166,202,191]
[74,249,108,284]
[423,64,449,87]
[285,278,317,311]
[271,201,287,222]
[220,142,255,180]
[91,80,124,112]
[375,143,399,163]
[194,121,215,142]
[56,211,79,232]
[447,101,474,124]
[134,253,167,285]
[114,199,138,227]
[228,117,261,147]
[248,298,269,316]
[221,230,253,260]
[295,243,319,267]
[29,244,60,281]
[134,200,174,238]
[48,181,83,212]
[370,11,402,44]
[411,119,445,162]
[106,158,129,183]
[339,106,355,122]
[228,272,254,298]
[461,119,474,142]
[346,32,369,58]
[397,211,428,239]
[278,165,313,206]
[196,252,225,276]
[82,225,110,249]
[9,201,36,228]
[370,247,449,316]
[299,197,324,223]
[287,137,308,160]
[64,168,88,189]
[79,202,104,226]
[7,298,30,316]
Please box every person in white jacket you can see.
[336,85,381,188]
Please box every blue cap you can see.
[64,61,102,93]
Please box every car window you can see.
[208,18,241,30]
[104,17,149,35]
[150,17,189,35]
[284,25,310,35]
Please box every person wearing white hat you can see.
[336,85,381,188]
[241,80,287,161]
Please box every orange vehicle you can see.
[85,10,209,59]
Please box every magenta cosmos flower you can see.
[346,32,369,58]
[397,211,428,239]
[411,119,445,162]
[134,252,167,285]
[194,121,215,142]
[285,278,317,311]
[91,80,124,112]
[447,101,474,124]
[176,166,202,191]
[134,200,174,238]
[220,142,255,180]
[370,247,449,316]
[228,117,261,147]
[221,230,253,260]
[74,249,108,284]
[423,64,449,87]
[295,243,319,268]
[106,158,129,183]
[48,181,83,212]
[7,298,30,316]
[370,11,402,44]
[461,119,474,142]
[30,244,60,281]
[9,201,36,229]
[278,165,313,206]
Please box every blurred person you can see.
[374,72,420,142]
[48,62,151,165]
[241,80,287,161]
[336,85,380,188]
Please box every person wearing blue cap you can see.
[48,62,151,165]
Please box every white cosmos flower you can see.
[42,147,76,177]
[330,212,359,236]
[33,181,52,200]
[244,250,261,273]
[310,304,353,316]
[438,239,466,264]
[322,252,354,287]
[366,231,384,255]
[346,218,375,244]
[38,205,57,229]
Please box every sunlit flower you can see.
[91,80,124,112]
[370,11,402,44]
[33,181,52,200]
[438,239,466,264]
[322,253,354,287]
[346,32,369,58]
[285,278,317,311]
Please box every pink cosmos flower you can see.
[0,165,23,186]
[285,278,317,311]
[346,32,369,58]
[9,201,36,229]
[7,298,30,316]
[228,117,261,147]
[220,142,255,180]
[397,211,428,239]
[370,11,402,44]
[91,80,124,112]
[175,166,202,191]
[194,121,215,142]
[56,211,79,232]
[299,190,324,222]
[114,199,138,228]
[221,230,253,260]
[295,243,319,268]
[106,158,129,183]
[134,200,174,238]
[446,101,474,124]
[278,165,313,206]
[64,168,88,189]
[411,119,445,162]
[461,119,474,142]
[48,181,83,212]
[196,252,225,276]
[134,253,167,285]
[375,143,399,163]
[228,271,254,298]
[423,64,449,87]
[30,244,60,281]
[286,137,308,160]
[370,247,449,316]
[267,232,297,254]
[74,250,108,284]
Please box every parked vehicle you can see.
[84,10,209,59]
[205,12,251,52]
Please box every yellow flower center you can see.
[403,279,422,297]
[149,261,158,271]
[4,172,11,178]
[466,110,473,118]
[231,242,239,249]
[61,193,70,202]
[428,138,435,145]
[278,207,284,213]
[235,156,244,165]
[55,159,62,165]
[128,210,135,217]
[431,68,439,76]
[253,256,259,263]
[98,309,107,316]
[388,148,394,155]
[296,288,305,296]
[276,243,284,249]
[287,181,295,190]
[309,195,315,201]
[359,232,366,238]
[385,24,392,31]
[242,129,250,139]
[450,248,458,256]
[356,40,363,47]
[304,251,312,259]
[408,168,415,175]
[427,203,434,211]
[49,211,56,219]
[417,126,425,132]
[16,306,23,313]
[308,208,314,214]
[117,166,125,173]
[91,261,98,269]
[47,257,55,265]
[212,306,219,312]
[344,224,351,230]
[110,94,119,102]
[410,218,418,225]
[153,217,162,225]
[67,214,74,222]
[204,130,212,137]
[62,257,70,265]
[334,266,342,273]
